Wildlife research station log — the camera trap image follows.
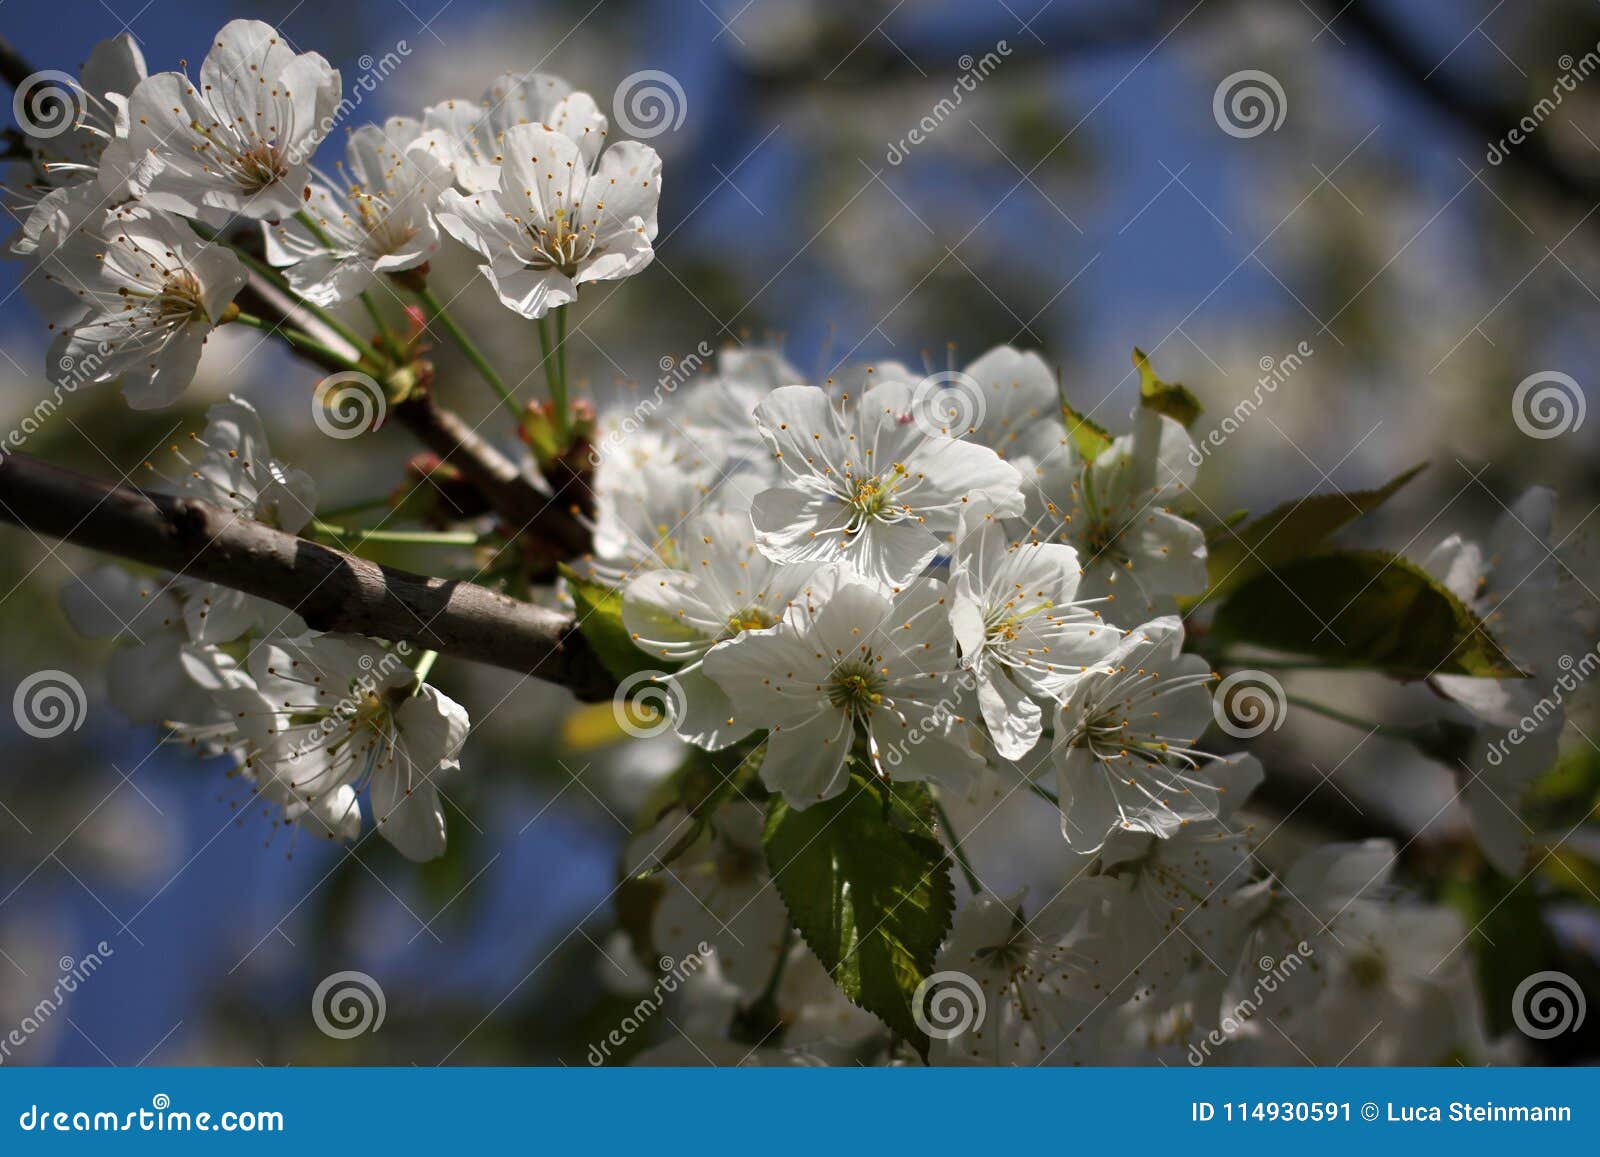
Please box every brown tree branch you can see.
[225,243,591,565]
[0,34,35,93]
[222,265,591,577]
[0,451,616,702]
[391,392,589,556]
[1317,0,1600,222]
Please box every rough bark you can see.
[0,452,615,701]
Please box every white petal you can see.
[761,711,853,807]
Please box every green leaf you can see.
[561,566,673,680]
[763,772,955,1058]
[1133,347,1201,427]
[1210,550,1523,679]
[1204,463,1427,598]
[1059,401,1113,459]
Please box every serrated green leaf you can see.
[1060,401,1113,459]
[1210,550,1523,678]
[1133,347,1201,427]
[763,773,954,1058]
[1204,463,1427,598]
[561,566,673,680]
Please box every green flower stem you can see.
[415,287,520,421]
[933,795,982,894]
[412,649,440,689]
[554,305,570,441]
[289,209,380,355]
[192,219,380,362]
[309,519,481,547]
[230,312,368,372]
[537,315,567,438]
[359,290,396,350]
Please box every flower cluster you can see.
[62,397,467,860]
[594,345,1513,1066]
[8,20,667,859]
[611,354,1224,842]
[9,20,661,408]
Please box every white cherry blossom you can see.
[1018,408,1207,615]
[954,345,1061,460]
[670,347,805,485]
[749,381,1026,588]
[1420,487,1568,875]
[436,122,660,319]
[418,72,607,192]
[622,509,820,749]
[230,634,469,861]
[44,204,246,408]
[99,20,340,224]
[9,34,146,261]
[147,396,315,642]
[1424,487,1566,725]
[704,570,981,806]
[60,567,216,725]
[162,649,364,846]
[589,435,761,582]
[628,804,789,993]
[948,513,1118,759]
[1093,760,1267,1011]
[263,118,451,305]
[928,883,1121,1066]
[1050,617,1230,852]
[1236,841,1481,1065]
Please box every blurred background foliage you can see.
[1,0,1598,1064]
